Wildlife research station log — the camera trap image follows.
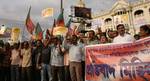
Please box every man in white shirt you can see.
[51,37,65,81]
[113,24,135,43]
[65,35,83,81]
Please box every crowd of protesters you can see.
[0,24,150,81]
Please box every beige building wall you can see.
[92,0,150,34]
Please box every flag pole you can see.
[61,0,64,12]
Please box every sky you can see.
[0,0,136,28]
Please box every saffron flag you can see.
[25,6,35,34]
[54,13,68,36]
[53,27,68,36]
[86,37,150,81]
[56,11,65,27]
[35,22,43,40]
[42,8,54,18]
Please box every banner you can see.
[0,25,6,34]
[86,37,150,81]
[42,8,54,18]
[0,28,11,38]
[11,27,20,42]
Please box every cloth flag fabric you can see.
[53,27,68,36]
[25,6,35,34]
[46,29,50,39]
[35,22,43,40]
[50,19,56,36]
[66,18,73,35]
[56,11,65,27]
[66,18,72,28]
[53,14,68,36]
[42,8,54,18]
[43,29,50,39]
[43,30,46,39]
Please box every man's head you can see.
[0,40,4,48]
[71,35,78,45]
[107,30,114,38]
[116,24,125,36]
[36,40,42,47]
[88,30,95,40]
[52,37,59,45]
[78,30,87,38]
[139,25,150,38]
[4,42,10,50]
[24,41,29,49]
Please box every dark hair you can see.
[21,42,24,49]
[32,41,36,47]
[134,34,140,40]
[79,30,88,33]
[88,30,95,35]
[72,35,78,40]
[13,43,19,49]
[4,42,10,50]
[140,25,150,35]
[116,24,125,30]
[0,40,4,48]
[99,33,108,41]
[79,39,84,43]
[24,41,29,47]
[36,40,42,46]
[100,32,106,37]
[108,30,114,32]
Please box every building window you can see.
[104,18,112,25]
[134,10,144,17]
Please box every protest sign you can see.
[86,37,150,81]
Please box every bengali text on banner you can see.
[85,37,150,81]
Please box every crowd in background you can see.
[0,24,150,81]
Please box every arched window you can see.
[104,18,112,24]
[115,8,126,15]
[134,10,144,17]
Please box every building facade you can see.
[92,0,150,34]
[0,19,29,42]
